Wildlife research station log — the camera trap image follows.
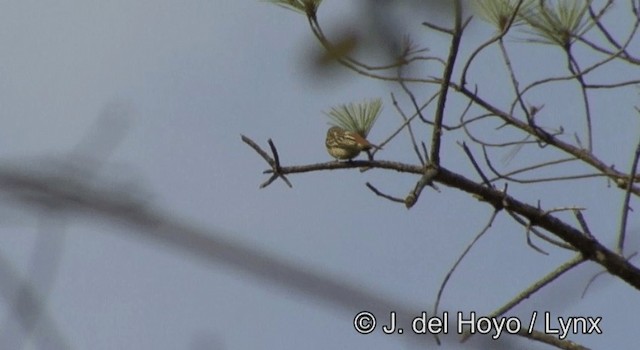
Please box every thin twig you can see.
[582,252,639,298]
[390,91,425,165]
[460,254,586,343]
[459,142,492,187]
[433,210,499,345]
[506,210,576,251]
[241,135,292,188]
[430,0,463,166]
[365,182,404,203]
[617,134,640,253]
[573,209,593,238]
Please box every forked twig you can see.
[241,135,293,188]
[404,165,440,209]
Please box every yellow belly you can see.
[327,146,361,160]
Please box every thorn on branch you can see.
[241,135,293,189]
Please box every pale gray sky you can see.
[0,1,637,349]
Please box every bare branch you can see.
[434,209,500,345]
[365,182,404,204]
[241,135,292,188]
[459,142,492,187]
[430,0,464,166]
[573,209,593,238]
[390,89,425,165]
[617,134,640,253]
[241,136,640,288]
[404,165,440,209]
[461,254,586,343]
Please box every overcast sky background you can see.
[0,1,638,349]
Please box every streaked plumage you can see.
[325,126,375,160]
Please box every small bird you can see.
[325,126,377,160]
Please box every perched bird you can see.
[325,126,377,160]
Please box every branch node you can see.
[404,165,440,209]
[241,135,293,188]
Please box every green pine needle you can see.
[473,0,535,32]
[519,0,595,47]
[325,98,383,138]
